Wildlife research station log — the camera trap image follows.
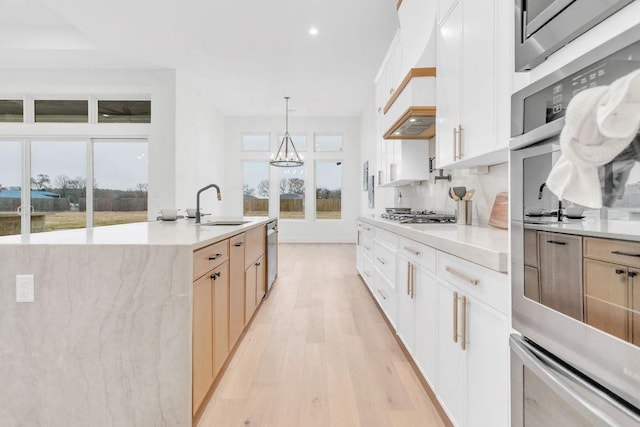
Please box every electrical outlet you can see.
[16,274,34,303]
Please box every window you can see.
[93,142,148,227]
[242,134,270,151]
[35,100,88,123]
[314,134,342,152]
[316,161,342,219]
[243,162,269,216]
[31,141,87,232]
[0,100,23,122]
[278,133,307,152]
[0,141,22,236]
[98,100,151,123]
[280,166,305,219]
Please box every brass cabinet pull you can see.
[461,296,467,351]
[209,253,223,260]
[453,127,458,160]
[407,262,411,296]
[403,246,420,256]
[377,289,387,300]
[453,291,459,343]
[445,265,479,286]
[457,124,463,160]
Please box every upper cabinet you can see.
[435,0,511,169]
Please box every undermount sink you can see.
[200,220,250,226]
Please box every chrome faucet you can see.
[196,184,222,224]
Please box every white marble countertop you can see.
[0,216,273,250]
[358,216,509,273]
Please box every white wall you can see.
[225,116,361,243]
[359,95,399,216]
[0,69,176,218]
[174,71,226,215]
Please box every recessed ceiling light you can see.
[309,27,318,36]
[409,118,416,122]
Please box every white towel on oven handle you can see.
[546,69,640,208]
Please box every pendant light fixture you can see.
[270,96,304,167]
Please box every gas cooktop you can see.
[381,210,456,224]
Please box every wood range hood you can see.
[383,67,436,140]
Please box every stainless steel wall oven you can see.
[515,0,634,71]
[510,24,640,425]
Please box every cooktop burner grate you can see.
[381,210,456,223]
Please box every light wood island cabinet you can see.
[229,233,246,349]
[192,224,267,417]
[192,239,229,415]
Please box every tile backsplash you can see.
[395,162,508,226]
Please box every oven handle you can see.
[509,335,640,425]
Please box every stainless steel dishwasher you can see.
[266,220,277,293]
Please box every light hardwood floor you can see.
[197,243,446,427]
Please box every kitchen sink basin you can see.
[200,220,250,226]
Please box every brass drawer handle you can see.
[407,262,411,296]
[377,289,387,300]
[611,250,640,258]
[453,291,459,343]
[403,246,420,256]
[209,253,223,260]
[445,266,479,286]
[211,271,221,280]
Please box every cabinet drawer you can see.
[375,227,398,247]
[245,225,266,267]
[361,233,374,261]
[374,239,397,282]
[193,240,229,280]
[362,222,375,237]
[437,251,509,315]
[398,236,436,272]
[375,266,397,327]
[584,237,640,269]
[361,256,375,290]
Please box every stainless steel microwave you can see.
[515,0,634,71]
[510,24,640,425]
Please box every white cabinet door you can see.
[435,3,462,169]
[396,255,416,353]
[459,0,495,161]
[414,264,437,388]
[466,297,509,427]
[437,280,465,427]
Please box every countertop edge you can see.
[358,216,509,273]
[190,217,273,251]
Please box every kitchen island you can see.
[0,217,273,426]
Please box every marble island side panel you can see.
[0,243,193,426]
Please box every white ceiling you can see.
[0,0,399,117]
